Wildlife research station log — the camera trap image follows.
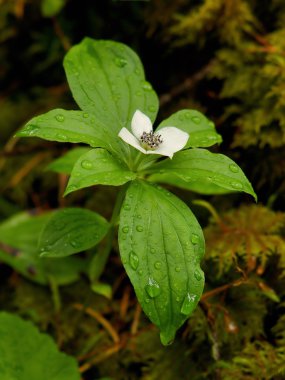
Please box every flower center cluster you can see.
[140,131,163,150]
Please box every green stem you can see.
[89,183,129,282]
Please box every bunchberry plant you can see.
[17,38,256,345]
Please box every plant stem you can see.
[89,183,129,282]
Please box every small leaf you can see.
[145,149,257,200]
[41,0,66,17]
[64,38,159,132]
[0,312,80,380]
[157,110,222,148]
[65,148,136,195]
[91,281,112,299]
[0,212,85,285]
[47,147,91,174]
[17,109,122,157]
[39,208,109,257]
[119,180,205,345]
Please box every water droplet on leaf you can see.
[55,114,65,122]
[122,226,129,233]
[154,261,162,270]
[136,225,143,232]
[194,268,202,281]
[180,293,197,315]
[145,277,161,298]
[142,81,152,91]
[191,233,199,245]
[129,251,139,270]
[114,57,127,67]
[81,160,93,169]
[229,164,239,173]
[83,113,89,118]
[191,116,201,124]
[230,181,243,190]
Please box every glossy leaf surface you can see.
[146,149,257,200]
[65,148,136,195]
[157,109,222,148]
[17,109,122,154]
[64,38,159,131]
[119,180,205,345]
[39,208,109,257]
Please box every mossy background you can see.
[1,0,285,379]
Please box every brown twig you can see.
[73,303,120,344]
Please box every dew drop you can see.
[136,225,143,232]
[129,251,139,270]
[185,112,191,119]
[180,293,197,315]
[70,240,80,248]
[122,226,129,233]
[154,261,162,270]
[145,277,161,298]
[191,233,199,245]
[56,133,67,141]
[81,160,93,169]
[123,204,131,211]
[83,112,89,118]
[29,127,39,135]
[114,57,127,67]
[191,116,201,124]
[150,247,156,254]
[142,81,152,91]
[229,164,239,173]
[145,298,150,303]
[176,296,181,302]
[135,91,142,97]
[230,181,243,190]
[55,114,65,122]
[67,184,78,192]
[138,269,143,275]
[175,266,181,272]
[194,268,202,281]
[148,105,156,112]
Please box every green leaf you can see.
[39,208,110,258]
[148,172,233,195]
[63,38,159,131]
[119,180,205,345]
[0,212,86,286]
[145,149,257,200]
[0,312,80,380]
[91,281,112,299]
[17,109,122,155]
[65,148,136,195]
[41,0,66,17]
[46,147,91,174]
[157,109,222,148]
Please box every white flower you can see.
[118,110,189,159]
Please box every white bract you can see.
[118,110,189,159]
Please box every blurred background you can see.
[1,0,285,379]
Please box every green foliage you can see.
[65,149,136,195]
[146,149,257,199]
[0,212,86,285]
[41,0,67,17]
[0,312,80,380]
[119,180,204,344]
[157,109,222,148]
[39,208,110,257]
